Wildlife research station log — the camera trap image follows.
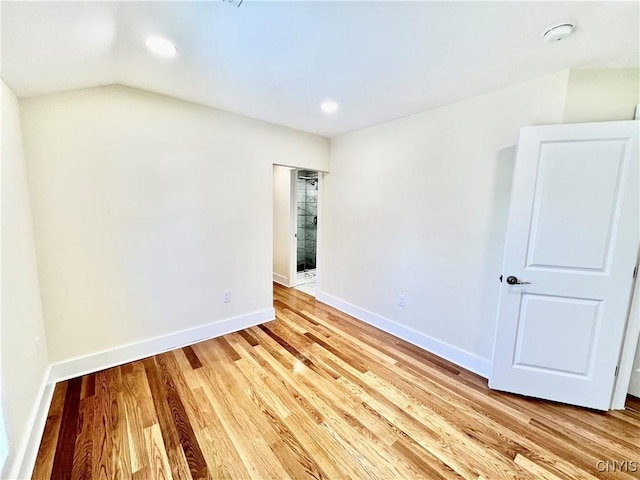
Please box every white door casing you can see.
[629,316,640,398]
[613,265,639,407]
[490,121,639,410]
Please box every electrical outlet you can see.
[222,290,232,303]
[398,294,406,308]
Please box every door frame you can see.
[271,165,323,290]
[611,249,640,408]
[288,169,297,286]
[272,165,296,287]
[290,169,323,290]
[316,171,324,294]
[612,115,640,407]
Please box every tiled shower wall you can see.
[297,171,318,271]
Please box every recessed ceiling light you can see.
[145,36,178,57]
[321,100,339,114]
[542,23,575,42]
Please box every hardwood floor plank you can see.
[227,336,377,479]
[106,368,132,479]
[131,466,152,480]
[124,361,157,429]
[144,424,174,480]
[257,324,339,380]
[48,382,68,417]
[513,454,565,480]
[181,346,203,370]
[231,352,292,420]
[161,351,241,480]
[250,336,421,479]
[190,386,251,480]
[122,390,148,475]
[155,353,209,480]
[361,375,539,479]
[91,370,113,480]
[308,336,508,478]
[31,413,62,480]
[80,374,95,401]
[304,331,368,373]
[391,437,460,480]
[231,334,323,425]
[221,337,354,477]
[33,283,640,480]
[50,376,82,480]
[196,366,292,479]
[210,337,241,362]
[33,383,67,479]
[237,329,259,347]
[197,338,320,480]
[142,357,193,480]
[71,398,94,480]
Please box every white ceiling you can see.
[2,1,638,137]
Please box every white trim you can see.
[0,409,7,477]
[292,170,321,289]
[49,308,274,383]
[315,172,324,296]
[272,165,296,289]
[611,255,640,409]
[316,292,491,378]
[273,273,289,286]
[289,169,297,287]
[7,366,54,480]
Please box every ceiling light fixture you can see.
[542,23,575,42]
[321,100,339,114]
[145,36,178,57]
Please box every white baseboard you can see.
[316,291,491,378]
[49,308,275,383]
[273,273,291,287]
[7,366,54,480]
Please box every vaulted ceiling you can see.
[2,1,638,137]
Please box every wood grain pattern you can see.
[33,283,640,479]
[50,377,82,480]
[182,346,202,370]
[32,383,66,480]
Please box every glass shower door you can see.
[296,170,318,272]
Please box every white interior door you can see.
[490,121,639,411]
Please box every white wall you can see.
[320,71,570,373]
[273,165,293,286]
[564,68,639,123]
[1,80,49,478]
[20,85,329,365]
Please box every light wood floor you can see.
[33,284,640,479]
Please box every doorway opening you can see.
[295,170,318,296]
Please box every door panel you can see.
[526,140,626,271]
[490,121,639,410]
[514,294,601,376]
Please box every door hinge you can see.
[634,265,638,279]
[499,274,503,283]
[615,365,619,377]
